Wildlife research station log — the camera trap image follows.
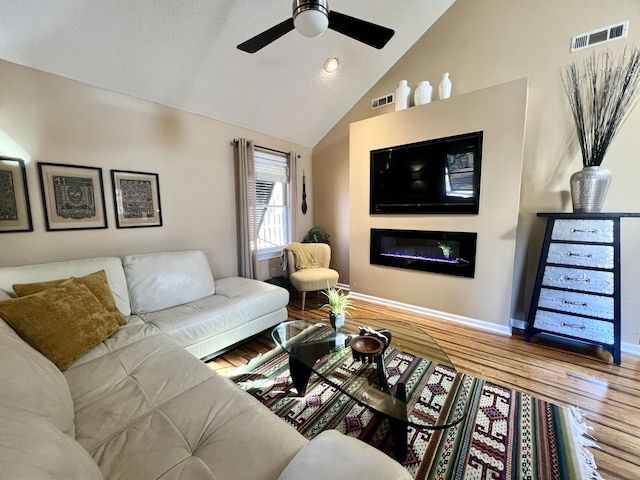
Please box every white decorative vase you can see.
[570,166,612,212]
[414,80,433,106]
[395,80,411,111]
[438,72,452,100]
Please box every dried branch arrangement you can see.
[561,47,640,167]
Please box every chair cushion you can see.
[123,250,215,314]
[290,267,339,292]
[0,278,120,370]
[13,269,126,326]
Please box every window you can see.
[254,149,290,259]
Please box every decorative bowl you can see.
[351,335,384,356]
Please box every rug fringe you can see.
[568,406,604,480]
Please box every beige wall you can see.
[350,79,527,329]
[313,0,640,345]
[0,60,313,279]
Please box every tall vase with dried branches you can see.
[561,47,640,212]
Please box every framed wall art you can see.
[38,162,108,231]
[0,157,33,233]
[111,170,162,228]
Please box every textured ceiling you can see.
[0,0,454,147]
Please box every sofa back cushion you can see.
[0,319,76,437]
[0,415,103,479]
[0,257,131,316]
[123,250,215,314]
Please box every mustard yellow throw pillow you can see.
[13,270,126,326]
[0,278,120,371]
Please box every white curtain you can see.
[289,151,300,241]
[234,138,258,279]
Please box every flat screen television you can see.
[370,131,483,214]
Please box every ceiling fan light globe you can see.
[294,9,329,37]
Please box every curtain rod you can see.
[233,139,300,158]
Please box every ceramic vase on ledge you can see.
[569,166,612,212]
[438,72,452,100]
[414,80,433,106]
[395,80,411,111]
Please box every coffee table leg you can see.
[288,356,313,396]
[390,382,408,462]
[375,354,391,394]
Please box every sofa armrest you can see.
[277,430,412,480]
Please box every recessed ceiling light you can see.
[324,57,339,73]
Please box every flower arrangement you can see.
[560,47,640,167]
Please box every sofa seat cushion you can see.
[278,430,412,480]
[0,256,131,316]
[64,324,307,480]
[136,278,288,351]
[0,278,121,370]
[214,276,290,319]
[0,320,76,438]
[123,250,215,314]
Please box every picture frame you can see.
[111,170,162,228]
[38,162,108,231]
[0,157,33,233]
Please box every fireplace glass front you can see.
[370,228,477,277]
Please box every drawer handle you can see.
[561,322,586,330]
[560,275,591,284]
[562,299,588,307]
[570,228,597,234]
[566,252,593,258]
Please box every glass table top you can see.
[272,318,468,430]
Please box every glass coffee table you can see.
[272,318,469,461]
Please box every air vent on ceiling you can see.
[571,21,629,52]
[372,93,394,109]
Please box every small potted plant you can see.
[321,285,354,330]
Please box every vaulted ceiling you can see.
[0,1,455,147]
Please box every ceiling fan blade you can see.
[328,10,394,49]
[237,18,295,53]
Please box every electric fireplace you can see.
[370,228,477,278]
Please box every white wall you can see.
[349,79,527,328]
[0,60,313,279]
[313,0,640,345]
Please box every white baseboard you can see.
[348,290,512,336]
[346,287,640,357]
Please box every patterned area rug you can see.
[228,343,603,480]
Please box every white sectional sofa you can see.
[0,250,411,480]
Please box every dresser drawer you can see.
[551,219,613,243]
[538,288,614,319]
[533,310,614,344]
[542,266,614,294]
[547,243,614,269]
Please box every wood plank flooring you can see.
[208,293,640,480]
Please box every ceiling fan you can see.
[237,0,395,54]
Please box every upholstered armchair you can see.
[285,243,339,310]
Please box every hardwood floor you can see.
[209,293,640,480]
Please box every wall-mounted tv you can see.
[370,131,483,214]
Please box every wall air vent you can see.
[371,93,394,109]
[571,21,629,52]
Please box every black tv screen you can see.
[370,131,483,214]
